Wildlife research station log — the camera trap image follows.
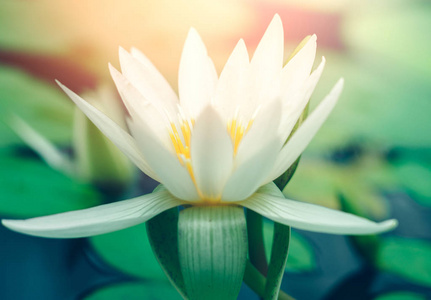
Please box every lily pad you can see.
[0,148,101,217]
[84,281,181,300]
[377,237,431,287]
[375,291,426,300]
[90,223,166,281]
[0,65,73,148]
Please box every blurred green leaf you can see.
[85,281,181,300]
[375,291,426,300]
[0,65,73,148]
[0,148,101,217]
[90,223,166,281]
[377,237,431,287]
[391,161,431,206]
[263,221,316,272]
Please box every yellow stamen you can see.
[227,118,253,155]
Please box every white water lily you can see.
[2,15,397,238]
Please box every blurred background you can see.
[0,0,430,299]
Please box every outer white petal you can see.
[278,57,326,142]
[248,14,284,113]
[2,188,184,238]
[178,28,218,118]
[109,64,172,148]
[128,119,200,201]
[266,78,344,183]
[222,99,283,202]
[118,47,178,118]
[241,183,398,235]
[281,34,317,98]
[191,106,233,199]
[214,39,250,119]
[56,81,159,180]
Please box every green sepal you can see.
[146,207,188,299]
[178,206,248,300]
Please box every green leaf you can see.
[85,281,181,300]
[264,223,290,300]
[374,291,426,300]
[178,206,247,300]
[0,65,73,148]
[0,148,101,217]
[90,223,166,281]
[146,208,188,299]
[377,237,431,287]
[263,222,316,273]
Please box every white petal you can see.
[56,81,159,180]
[278,57,326,142]
[281,35,317,98]
[266,78,344,183]
[2,188,184,238]
[10,115,75,176]
[109,64,172,148]
[241,183,398,235]
[221,139,280,202]
[191,106,233,199]
[221,99,283,202]
[178,28,218,118]
[214,39,250,119]
[248,14,284,111]
[236,98,282,166]
[118,47,178,118]
[128,119,200,201]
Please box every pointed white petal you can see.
[214,39,250,119]
[266,78,344,183]
[118,47,178,117]
[221,139,280,202]
[241,183,398,235]
[2,188,184,238]
[109,64,172,148]
[178,28,218,118]
[191,106,233,199]
[278,57,326,142]
[248,14,284,111]
[222,99,283,202]
[56,81,159,180]
[236,98,282,165]
[10,115,75,176]
[281,34,317,98]
[128,119,200,201]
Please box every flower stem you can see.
[244,260,295,300]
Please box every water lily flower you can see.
[2,15,397,239]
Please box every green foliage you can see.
[85,281,181,300]
[0,65,73,148]
[377,237,431,287]
[375,291,426,300]
[90,223,166,281]
[0,148,100,217]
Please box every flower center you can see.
[168,111,255,202]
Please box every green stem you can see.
[247,210,268,276]
[264,223,291,300]
[244,260,295,300]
